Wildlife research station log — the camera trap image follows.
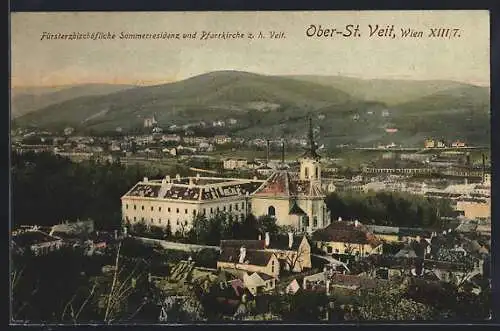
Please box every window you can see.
[315,167,319,179]
[268,206,276,217]
[133,217,136,222]
[229,205,232,212]
[305,167,309,178]
[125,216,129,221]
[235,204,239,211]
[302,215,309,227]
[159,218,162,224]
[241,202,245,209]
[223,206,226,212]
[142,205,144,210]
[203,208,206,215]
[313,216,318,227]
[159,206,162,212]
[177,220,179,225]
[151,206,154,211]
[184,220,188,226]
[185,209,188,214]
[141,217,144,222]
[327,247,333,254]
[210,207,213,214]
[126,204,129,209]
[134,205,137,210]
[151,218,153,223]
[193,210,196,216]
[271,260,275,273]
[168,207,171,212]
[176,208,179,213]
[217,207,220,213]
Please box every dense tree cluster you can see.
[345,283,436,321]
[11,151,186,230]
[326,191,455,229]
[187,213,282,246]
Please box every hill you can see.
[12,71,353,131]
[387,85,491,146]
[11,83,136,118]
[12,71,490,147]
[287,75,472,105]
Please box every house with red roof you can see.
[312,220,383,258]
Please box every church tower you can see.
[299,117,321,181]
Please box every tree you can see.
[278,292,329,321]
[257,215,279,236]
[346,283,436,321]
[283,241,309,273]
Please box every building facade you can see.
[121,175,264,234]
[251,118,330,233]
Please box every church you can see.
[251,118,331,233]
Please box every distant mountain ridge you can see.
[12,71,490,147]
[11,83,137,118]
[286,75,480,105]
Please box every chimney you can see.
[338,217,342,222]
[482,153,486,183]
[354,220,359,227]
[281,140,285,164]
[265,232,270,247]
[143,177,148,183]
[288,232,294,249]
[239,246,246,264]
[266,140,270,165]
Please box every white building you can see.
[144,115,158,128]
[223,158,248,170]
[121,175,265,234]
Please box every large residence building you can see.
[121,175,264,234]
[121,118,330,234]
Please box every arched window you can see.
[315,167,319,179]
[268,206,276,217]
[302,215,309,227]
[305,167,309,178]
[313,216,318,227]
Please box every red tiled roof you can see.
[219,248,274,267]
[312,221,381,248]
[124,180,262,201]
[253,170,325,197]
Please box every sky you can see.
[11,11,490,87]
